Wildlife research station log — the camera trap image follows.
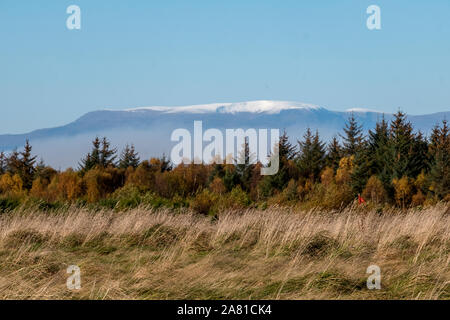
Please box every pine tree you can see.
[0,152,6,175]
[389,111,426,179]
[259,131,297,195]
[340,114,364,156]
[297,128,326,181]
[367,116,393,195]
[325,136,342,171]
[409,131,429,177]
[79,137,116,172]
[351,139,371,194]
[19,140,37,189]
[79,137,101,172]
[159,154,172,172]
[235,139,256,191]
[368,117,390,171]
[428,120,449,199]
[91,137,101,165]
[118,144,140,169]
[279,131,297,161]
[99,137,117,167]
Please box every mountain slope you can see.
[0,101,447,168]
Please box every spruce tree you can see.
[340,113,364,156]
[118,144,140,169]
[79,137,101,172]
[99,137,117,167]
[428,120,449,199]
[351,140,371,194]
[158,154,172,172]
[325,136,342,171]
[79,137,117,172]
[259,131,297,195]
[0,152,6,175]
[235,139,256,191]
[389,111,425,179]
[367,116,394,196]
[409,131,429,177]
[91,137,101,165]
[297,128,326,181]
[20,140,37,189]
[278,130,297,160]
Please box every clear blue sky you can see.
[1,0,449,134]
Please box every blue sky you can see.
[1,0,449,134]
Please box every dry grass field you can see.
[0,204,448,300]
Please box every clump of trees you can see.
[0,111,448,213]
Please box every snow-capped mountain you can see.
[120,100,322,114]
[0,101,448,168]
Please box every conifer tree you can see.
[409,131,429,177]
[19,140,37,189]
[351,139,371,194]
[278,130,297,161]
[340,113,364,156]
[367,117,393,195]
[79,137,101,172]
[259,131,297,195]
[325,136,342,171]
[118,144,140,169]
[80,137,117,172]
[0,152,6,175]
[235,139,256,191]
[428,120,449,199]
[158,154,172,172]
[90,137,101,165]
[389,111,427,179]
[297,128,326,181]
[99,137,117,168]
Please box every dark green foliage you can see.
[79,137,117,172]
[389,111,428,179]
[278,130,297,161]
[235,140,256,191]
[325,136,342,171]
[99,137,117,167]
[0,198,20,212]
[223,167,240,192]
[19,140,37,189]
[259,131,298,195]
[296,128,326,182]
[351,117,389,195]
[351,140,371,195]
[0,152,6,175]
[340,114,364,156]
[157,154,172,172]
[118,144,140,169]
[0,113,448,210]
[428,120,450,198]
[2,141,37,190]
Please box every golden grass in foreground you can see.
[0,205,448,300]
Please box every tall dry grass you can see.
[0,204,448,299]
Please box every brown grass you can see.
[0,204,448,300]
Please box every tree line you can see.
[0,111,448,212]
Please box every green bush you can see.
[0,198,20,213]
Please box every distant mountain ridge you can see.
[0,101,448,168]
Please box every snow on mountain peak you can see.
[121,100,321,114]
[346,107,384,114]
